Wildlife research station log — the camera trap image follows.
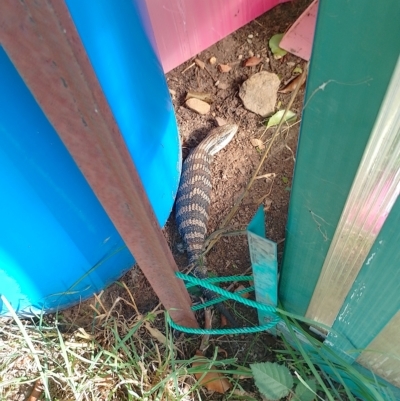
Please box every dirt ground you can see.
[62,0,312,396]
[131,0,310,319]
[103,0,307,348]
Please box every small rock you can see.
[217,81,228,90]
[209,56,217,65]
[216,117,227,126]
[264,197,273,211]
[218,64,232,73]
[185,98,210,115]
[238,54,243,60]
[239,71,280,117]
[247,39,252,44]
[248,34,254,39]
[248,50,254,57]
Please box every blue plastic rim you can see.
[0,0,180,316]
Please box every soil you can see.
[64,0,312,398]
[65,0,311,360]
[126,0,311,311]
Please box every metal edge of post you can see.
[0,0,198,328]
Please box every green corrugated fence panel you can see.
[280,0,400,316]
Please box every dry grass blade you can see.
[0,295,51,400]
[204,65,308,254]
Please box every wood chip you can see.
[185,98,211,115]
[244,56,262,67]
[278,74,306,93]
[218,64,232,73]
[195,58,205,69]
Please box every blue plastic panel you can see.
[0,0,180,315]
[65,0,181,223]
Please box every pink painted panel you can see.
[145,0,290,73]
[279,0,318,60]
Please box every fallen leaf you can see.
[192,351,232,394]
[265,110,296,128]
[218,64,232,73]
[209,56,217,65]
[144,321,175,347]
[195,58,205,69]
[185,91,213,104]
[269,34,287,59]
[244,56,262,67]
[278,74,306,93]
[250,138,265,149]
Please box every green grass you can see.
[0,287,252,401]
[1,286,398,401]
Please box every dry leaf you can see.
[218,64,232,73]
[278,74,306,93]
[144,321,175,348]
[244,56,262,67]
[209,56,217,65]
[27,380,43,401]
[195,58,205,69]
[192,351,232,394]
[185,91,213,104]
[235,284,250,298]
[250,138,265,149]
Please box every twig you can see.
[204,66,308,255]
[181,62,195,74]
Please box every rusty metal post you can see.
[0,0,198,328]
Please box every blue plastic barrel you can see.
[0,0,180,316]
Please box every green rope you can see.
[168,272,281,335]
